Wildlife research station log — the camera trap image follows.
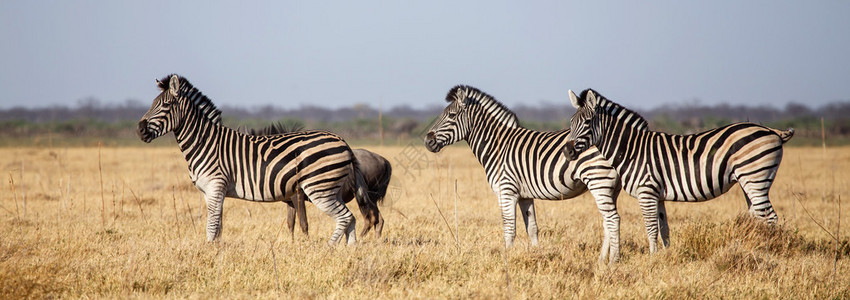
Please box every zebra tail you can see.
[774,127,795,143]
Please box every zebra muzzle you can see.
[562,141,578,161]
[138,119,152,143]
[424,132,442,153]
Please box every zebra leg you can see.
[739,176,779,225]
[202,183,227,242]
[339,191,357,245]
[497,186,520,248]
[309,191,356,245]
[518,199,539,246]
[735,150,782,225]
[345,214,357,245]
[657,201,670,248]
[585,178,621,264]
[598,200,621,263]
[638,195,662,253]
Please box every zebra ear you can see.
[168,75,180,97]
[454,89,470,108]
[569,90,581,108]
[460,96,473,107]
[586,89,599,109]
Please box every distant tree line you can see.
[0,98,848,146]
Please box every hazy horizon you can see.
[0,94,847,112]
[2,1,849,111]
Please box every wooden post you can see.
[99,142,105,229]
[379,98,384,147]
[822,117,826,202]
[9,172,20,219]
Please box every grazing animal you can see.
[137,74,371,245]
[424,85,622,263]
[562,89,794,253]
[246,123,390,239]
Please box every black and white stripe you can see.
[138,74,372,245]
[245,122,389,239]
[563,89,794,253]
[425,85,622,263]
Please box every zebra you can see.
[137,74,373,245]
[562,88,794,253]
[424,85,622,263]
[245,122,390,239]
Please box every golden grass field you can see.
[1,144,848,298]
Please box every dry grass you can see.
[1,145,848,299]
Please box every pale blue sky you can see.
[1,1,848,110]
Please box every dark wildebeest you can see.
[247,122,390,239]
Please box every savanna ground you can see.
[1,144,848,299]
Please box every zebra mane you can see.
[581,89,649,131]
[447,85,520,128]
[160,74,222,125]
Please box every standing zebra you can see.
[424,85,622,263]
[137,74,372,245]
[246,123,390,239]
[562,89,794,253]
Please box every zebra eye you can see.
[447,112,457,119]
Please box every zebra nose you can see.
[563,141,577,161]
[424,131,441,152]
[137,120,148,136]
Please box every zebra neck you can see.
[173,107,222,166]
[464,114,519,172]
[597,113,645,172]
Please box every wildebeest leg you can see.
[355,196,382,239]
[354,191,380,239]
[657,201,670,248]
[518,198,539,246]
[285,201,296,240]
[373,207,384,240]
[358,206,375,238]
[294,188,309,235]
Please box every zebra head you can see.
[563,89,602,161]
[137,75,182,143]
[424,86,474,153]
